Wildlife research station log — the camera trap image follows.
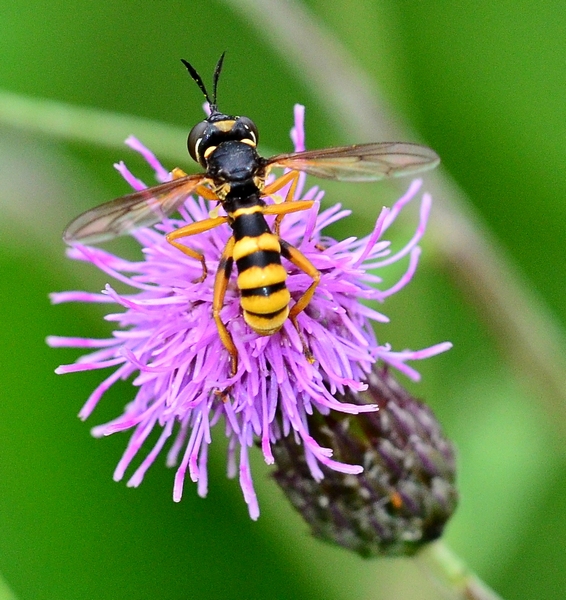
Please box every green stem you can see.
[0,88,187,165]
[417,542,504,600]
[0,88,279,169]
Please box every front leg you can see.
[263,170,301,235]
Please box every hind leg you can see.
[279,239,320,362]
[212,236,238,376]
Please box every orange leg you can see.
[195,184,219,201]
[171,167,188,179]
[172,168,219,203]
[262,200,314,218]
[280,239,321,362]
[171,169,216,199]
[263,171,301,235]
[262,169,299,196]
[165,216,228,282]
[212,237,238,375]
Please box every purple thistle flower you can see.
[48,105,451,519]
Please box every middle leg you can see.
[263,170,301,235]
[279,239,321,362]
[166,215,227,282]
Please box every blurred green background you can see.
[1,1,565,599]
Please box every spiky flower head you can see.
[48,105,451,519]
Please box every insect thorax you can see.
[207,141,266,194]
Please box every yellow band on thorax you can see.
[230,205,263,219]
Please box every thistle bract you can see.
[272,367,458,556]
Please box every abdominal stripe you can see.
[236,250,280,273]
[240,281,287,298]
[245,306,288,320]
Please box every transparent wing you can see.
[63,174,207,245]
[266,142,439,182]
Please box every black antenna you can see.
[211,51,226,107]
[181,58,213,109]
[181,53,226,114]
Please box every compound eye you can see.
[187,120,208,163]
[238,116,259,145]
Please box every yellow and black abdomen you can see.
[231,211,291,336]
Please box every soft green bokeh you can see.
[1,1,565,599]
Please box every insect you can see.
[64,54,439,376]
